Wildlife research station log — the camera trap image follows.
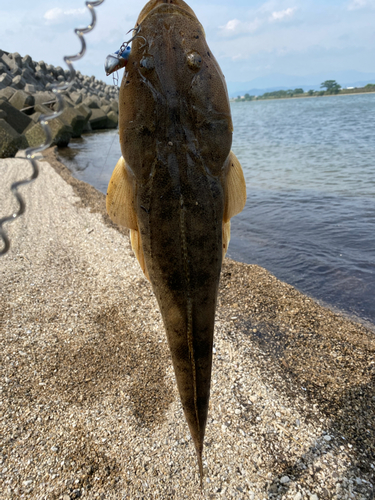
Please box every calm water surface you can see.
[59,94,375,325]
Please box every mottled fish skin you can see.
[107,0,246,481]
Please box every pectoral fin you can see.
[222,151,246,258]
[106,156,138,230]
[223,151,247,223]
[107,157,150,281]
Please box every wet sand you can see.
[0,148,374,499]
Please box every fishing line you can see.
[97,130,118,190]
[0,0,105,256]
[99,27,147,190]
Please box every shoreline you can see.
[231,90,375,103]
[0,149,374,499]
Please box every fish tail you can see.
[195,443,204,487]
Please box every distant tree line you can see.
[234,80,375,102]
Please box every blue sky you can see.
[1,0,375,91]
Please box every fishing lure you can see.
[105,46,131,76]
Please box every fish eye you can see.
[187,51,202,72]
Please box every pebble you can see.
[0,155,374,500]
[280,475,290,484]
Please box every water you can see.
[59,94,375,326]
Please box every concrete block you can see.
[59,106,87,138]
[70,92,82,105]
[101,105,111,115]
[1,53,15,71]
[11,75,26,89]
[24,83,36,94]
[33,103,54,115]
[33,91,56,106]
[25,117,73,148]
[110,100,119,113]
[75,103,92,122]
[11,52,22,66]
[83,95,101,109]
[0,87,16,101]
[106,110,118,129]
[9,90,35,111]
[30,111,42,123]
[0,118,25,158]
[0,73,12,87]
[89,108,108,129]
[0,99,32,133]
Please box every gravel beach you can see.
[1,149,374,500]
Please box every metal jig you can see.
[105,26,148,85]
[0,0,105,256]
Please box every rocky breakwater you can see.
[0,49,119,158]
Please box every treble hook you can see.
[106,25,148,80]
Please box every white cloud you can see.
[270,7,296,21]
[348,0,375,10]
[219,5,297,38]
[44,7,62,21]
[223,19,241,31]
[44,7,86,24]
[220,18,262,37]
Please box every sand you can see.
[0,148,374,499]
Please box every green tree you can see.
[308,89,314,96]
[294,88,304,94]
[320,80,341,94]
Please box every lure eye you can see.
[186,51,202,72]
[120,46,131,58]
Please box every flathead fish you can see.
[106,0,246,482]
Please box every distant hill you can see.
[227,71,375,97]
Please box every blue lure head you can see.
[105,45,131,76]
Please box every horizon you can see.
[1,0,375,94]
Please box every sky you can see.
[1,0,375,93]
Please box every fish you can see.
[106,0,246,483]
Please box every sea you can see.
[58,94,375,327]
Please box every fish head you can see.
[119,0,233,185]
